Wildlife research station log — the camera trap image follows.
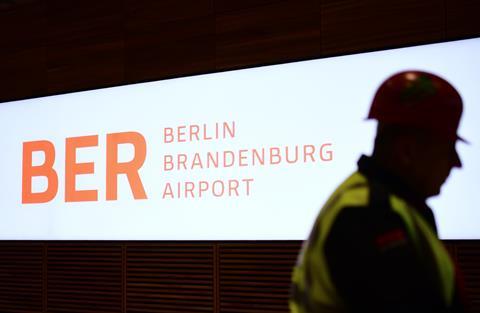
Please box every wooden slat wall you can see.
[215,0,321,70]
[447,241,480,313]
[320,0,444,56]
[125,0,214,83]
[219,243,300,313]
[45,0,124,95]
[0,241,479,312]
[126,244,214,313]
[46,243,122,313]
[0,243,43,313]
[1,0,479,103]
[0,0,46,103]
[1,0,480,312]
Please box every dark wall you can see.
[0,241,479,312]
[1,241,302,313]
[1,0,479,103]
[1,1,479,312]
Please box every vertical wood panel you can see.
[0,243,43,313]
[445,0,480,39]
[46,0,124,95]
[214,244,220,313]
[43,243,48,313]
[125,0,214,83]
[215,0,321,70]
[0,0,478,102]
[0,0,46,103]
[122,244,127,313]
[321,0,445,56]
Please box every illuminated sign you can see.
[1,38,479,240]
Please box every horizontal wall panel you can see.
[126,244,214,313]
[46,243,122,313]
[455,242,480,312]
[0,243,43,313]
[0,0,46,103]
[446,0,480,39]
[321,0,444,56]
[1,0,478,102]
[46,0,124,95]
[0,240,479,312]
[215,0,321,70]
[219,242,301,313]
[125,0,214,83]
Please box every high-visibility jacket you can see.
[290,155,467,313]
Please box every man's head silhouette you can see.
[368,70,466,198]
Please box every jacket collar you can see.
[357,155,438,234]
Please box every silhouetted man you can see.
[290,71,469,313]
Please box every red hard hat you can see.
[368,70,466,143]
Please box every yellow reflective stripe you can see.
[412,207,455,305]
[390,195,455,306]
[291,172,456,313]
[389,196,421,252]
[313,184,370,298]
[298,173,368,308]
[289,301,301,313]
[291,266,305,292]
